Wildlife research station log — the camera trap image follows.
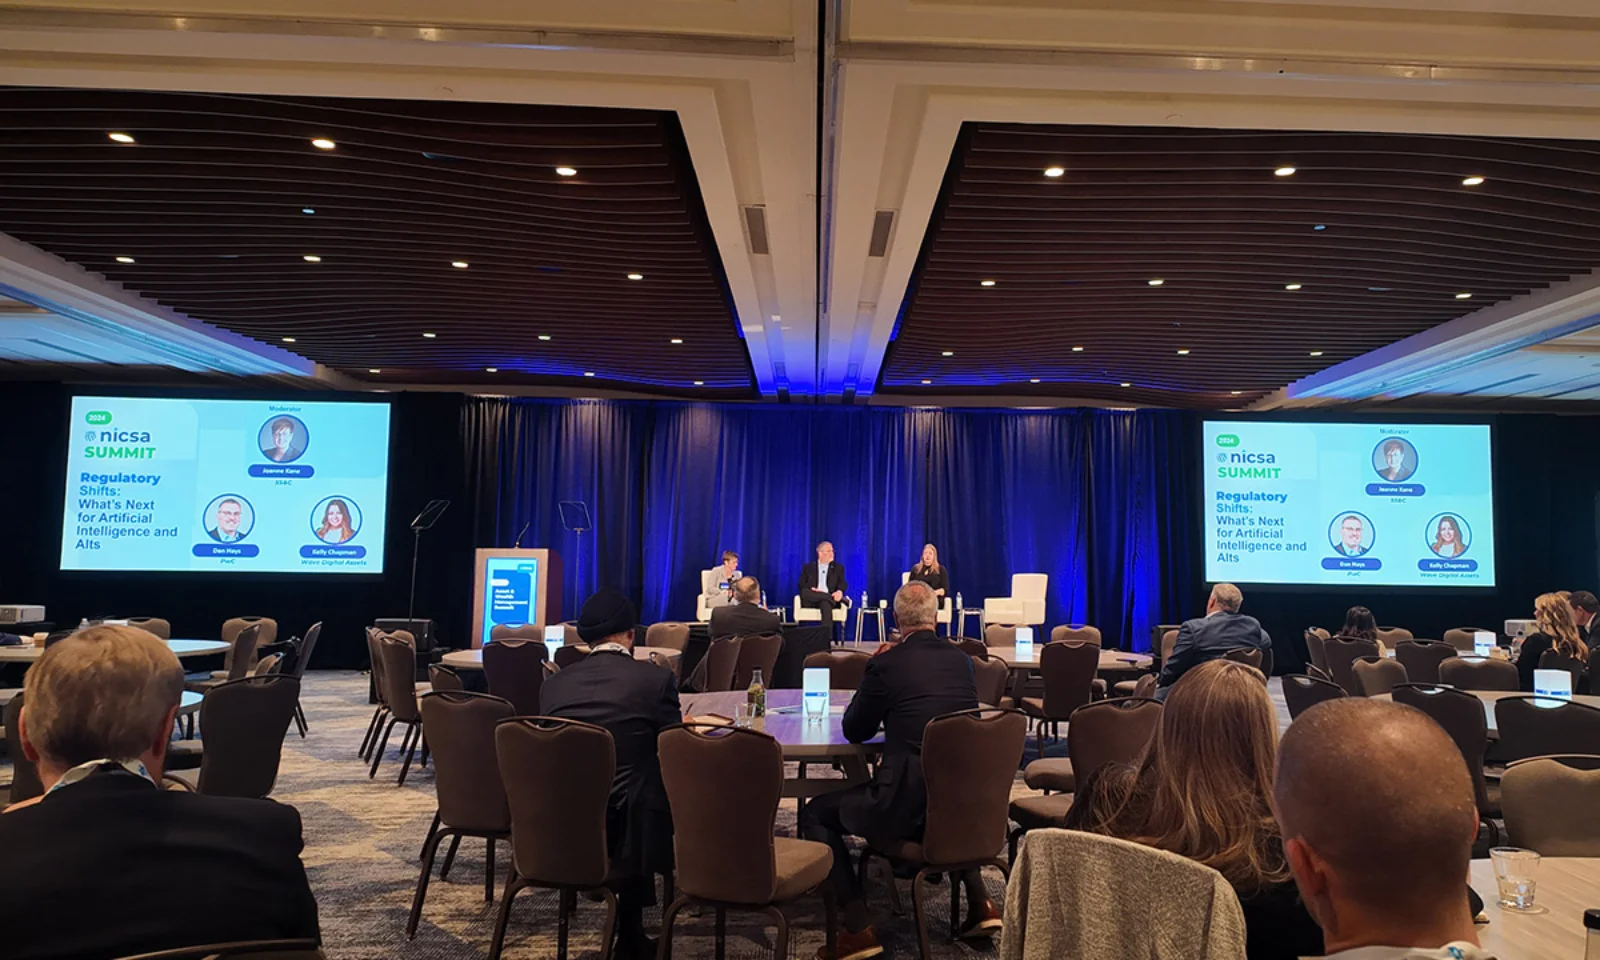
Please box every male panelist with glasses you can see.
[798,540,849,642]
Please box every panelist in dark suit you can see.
[801,582,1000,960]
[908,542,949,598]
[708,576,782,639]
[0,625,319,960]
[540,589,680,960]
[1155,582,1272,701]
[798,540,849,640]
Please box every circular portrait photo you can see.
[258,414,309,464]
[1426,513,1471,559]
[309,496,361,544]
[1371,436,1417,483]
[1328,511,1375,558]
[203,494,255,544]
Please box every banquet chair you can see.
[187,625,262,695]
[1439,657,1519,692]
[1012,697,1163,853]
[1222,648,1263,673]
[359,628,390,761]
[955,638,988,659]
[985,624,1017,647]
[1019,642,1099,758]
[1495,696,1600,764]
[371,636,425,785]
[1323,636,1380,695]
[251,654,283,676]
[428,664,465,693]
[901,571,953,633]
[220,617,278,674]
[1443,627,1495,652]
[859,708,1026,959]
[804,649,870,691]
[1159,628,1180,667]
[1351,656,1407,697]
[644,622,691,652]
[733,633,783,690]
[4,692,42,805]
[181,675,300,799]
[490,624,543,642]
[658,724,837,960]
[700,636,743,692]
[1282,674,1345,720]
[971,656,1011,709]
[1500,755,1600,856]
[983,574,1048,629]
[1374,626,1413,648]
[553,644,590,670]
[127,617,172,640]
[1393,683,1501,841]
[482,639,548,715]
[1050,625,1102,646]
[489,717,618,960]
[283,622,322,738]
[1303,628,1330,675]
[408,692,516,937]
[1393,640,1456,685]
[113,939,324,959]
[1537,649,1587,693]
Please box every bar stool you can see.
[853,599,889,645]
[955,605,985,642]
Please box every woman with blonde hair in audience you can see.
[1517,591,1591,692]
[1065,659,1322,960]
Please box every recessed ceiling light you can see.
[1313,224,1326,231]
[302,254,321,263]
[311,138,336,151]
[1120,382,1132,388]
[115,256,135,264]
[941,350,954,357]
[583,371,595,377]
[1043,166,1066,178]
[1148,278,1164,286]
[107,132,135,144]
[422,332,437,339]
[486,367,498,373]
[1274,166,1297,177]
[693,380,704,386]
[1231,390,1243,396]
[1072,346,1084,352]
[368,368,381,374]
[979,279,996,287]
[1309,350,1324,357]
[1456,292,1473,300]
[301,207,315,215]
[1030,378,1041,383]
[626,272,644,281]
[555,166,578,177]
[670,338,684,345]
[1177,348,1191,355]
[538,335,552,341]
[922,379,932,385]
[451,260,469,269]
[282,337,297,343]
[1462,176,1486,187]
[1285,283,1303,291]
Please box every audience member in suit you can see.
[1155,583,1271,701]
[798,540,849,640]
[1067,660,1322,960]
[1275,699,1489,960]
[539,589,680,960]
[801,581,998,960]
[907,542,949,599]
[0,625,319,960]
[1516,591,1591,692]
[1568,589,1599,658]
[708,576,782,639]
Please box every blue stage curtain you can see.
[462,398,1195,651]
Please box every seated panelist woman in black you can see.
[908,543,949,600]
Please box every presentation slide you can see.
[61,396,391,574]
[478,555,543,648]
[1202,420,1495,587]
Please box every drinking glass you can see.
[1490,847,1540,911]
[732,702,752,729]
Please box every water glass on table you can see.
[1490,847,1541,911]
[732,702,753,729]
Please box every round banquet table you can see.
[1374,689,1600,735]
[0,637,231,663]
[985,646,1154,673]
[678,689,881,798]
[440,646,680,671]
[1469,856,1600,959]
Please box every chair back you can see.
[1159,628,1180,665]
[701,636,743,692]
[1443,627,1492,652]
[428,663,464,692]
[195,675,301,798]
[1495,696,1600,764]
[1352,656,1407,697]
[553,644,591,670]
[562,622,583,646]
[1393,640,1455,684]
[955,638,987,658]
[289,622,322,680]
[220,624,263,683]
[1132,673,1157,699]
[482,639,549,715]
[128,617,172,640]
[1501,755,1600,857]
[1538,649,1587,691]
[1039,641,1099,719]
[1222,648,1262,671]
[733,633,783,690]
[377,635,421,723]
[1439,657,1519,692]
[1282,673,1345,720]
[495,717,615,888]
[490,624,542,642]
[113,939,325,959]
[1012,574,1048,601]
[1375,626,1413,647]
[985,624,1016,647]
[4,693,42,804]
[645,622,691,652]
[659,724,786,903]
[1324,636,1380,694]
[920,708,1027,866]
[804,649,870,691]
[1050,625,1102,646]
[1304,628,1330,673]
[1067,698,1161,784]
[221,617,278,670]
[252,654,283,677]
[971,655,1010,707]
[1392,683,1494,814]
[421,691,514,832]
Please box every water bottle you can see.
[861,590,868,608]
[956,592,964,612]
[760,589,768,610]
[1585,908,1600,960]
[77,617,89,632]
[746,667,766,718]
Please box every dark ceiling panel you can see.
[0,87,752,396]
[882,123,1600,408]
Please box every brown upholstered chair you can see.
[428,663,465,693]
[1049,625,1102,646]
[1306,663,1335,684]
[1443,627,1494,652]
[285,622,322,738]
[490,624,543,642]
[127,617,172,640]
[189,675,301,798]
[1324,636,1380,695]
[408,692,516,937]
[1158,628,1180,667]
[187,624,262,694]
[984,624,1016,647]
[553,644,591,670]
[482,640,549,715]
[371,635,425,785]
[4,692,42,805]
[1495,696,1600,764]
[359,627,390,761]
[658,724,837,960]
[1501,755,1600,856]
[1223,648,1263,672]
[804,649,870,691]
[644,622,691,652]
[1283,673,1345,720]
[955,638,988,659]
[1440,656,1518,692]
[971,655,1010,708]
[1012,698,1162,850]
[1538,649,1587,692]
[1393,640,1456,685]
[490,717,618,960]
[1304,628,1330,675]
[859,709,1027,959]
[700,636,742,692]
[114,939,324,959]
[1352,656,1407,697]
[1393,683,1500,839]
[251,654,283,677]
[1375,626,1413,648]
[1018,642,1098,757]
[220,617,278,674]
[733,633,783,690]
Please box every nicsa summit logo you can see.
[1213,434,1281,479]
[82,410,157,460]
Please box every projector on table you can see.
[0,604,45,624]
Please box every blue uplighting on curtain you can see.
[463,398,1196,651]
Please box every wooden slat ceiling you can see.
[0,87,753,396]
[882,123,1600,408]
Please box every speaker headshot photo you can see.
[311,496,360,544]
[203,495,254,543]
[1371,436,1417,483]
[258,415,308,463]
[1329,512,1373,557]
[1427,513,1470,558]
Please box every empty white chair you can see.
[984,573,1048,627]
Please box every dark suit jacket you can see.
[0,770,319,960]
[1155,611,1272,695]
[1333,542,1367,557]
[709,602,782,639]
[842,629,977,841]
[540,648,681,881]
[799,560,848,601]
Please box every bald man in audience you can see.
[1274,699,1488,960]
